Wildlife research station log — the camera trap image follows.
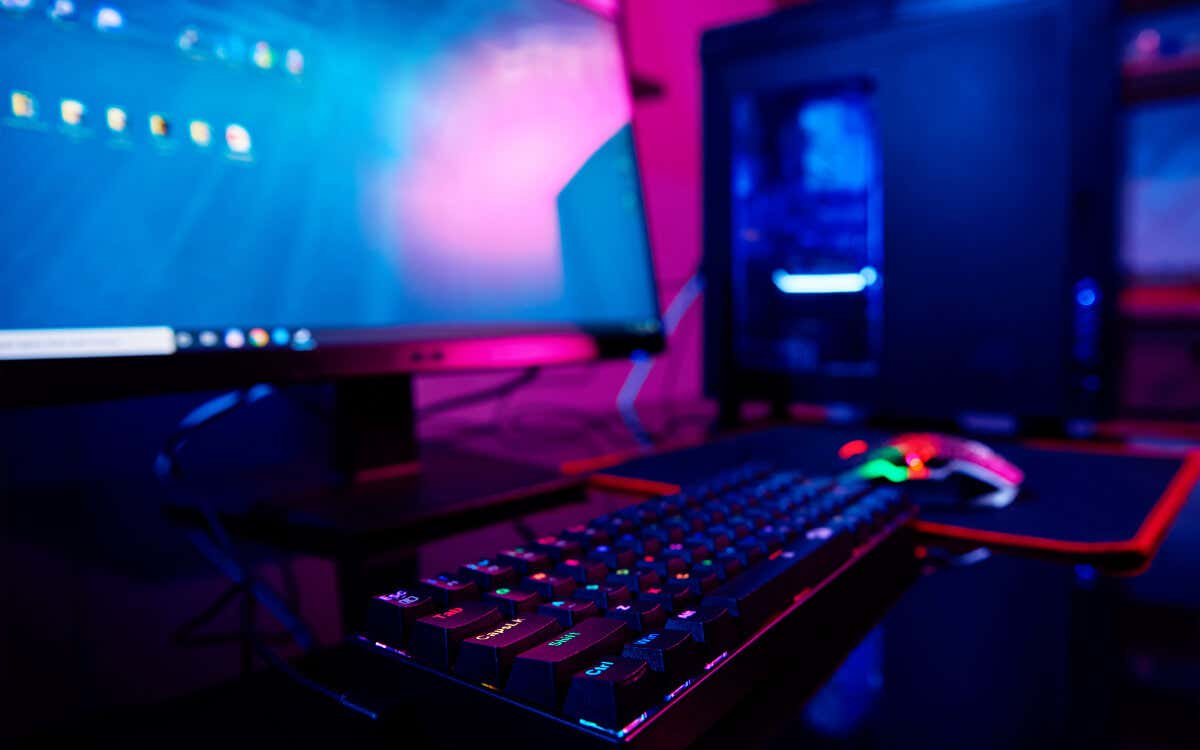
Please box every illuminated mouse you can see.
[840,432,1025,509]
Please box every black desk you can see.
[45,427,1200,749]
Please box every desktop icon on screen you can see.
[1,0,35,11]
[106,106,127,132]
[224,329,245,349]
[225,124,251,154]
[271,327,290,346]
[189,120,212,147]
[149,114,170,137]
[48,0,75,21]
[198,330,218,347]
[285,48,304,75]
[178,27,199,53]
[248,328,269,348]
[10,91,35,119]
[60,99,85,126]
[94,6,122,31]
[252,41,274,69]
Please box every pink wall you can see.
[416,1,773,449]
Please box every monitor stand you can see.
[325,374,584,524]
[331,374,422,484]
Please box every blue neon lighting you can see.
[772,267,878,295]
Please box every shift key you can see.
[506,617,628,710]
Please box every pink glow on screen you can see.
[374,19,632,309]
[570,0,620,17]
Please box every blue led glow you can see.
[772,268,878,295]
[1076,288,1097,307]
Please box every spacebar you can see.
[701,532,847,631]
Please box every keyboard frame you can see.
[351,508,919,750]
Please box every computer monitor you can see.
[0,0,661,415]
[702,0,1122,433]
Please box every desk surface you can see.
[43,426,1200,749]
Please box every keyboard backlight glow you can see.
[704,651,729,670]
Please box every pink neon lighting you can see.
[372,20,631,309]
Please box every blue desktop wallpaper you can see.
[0,0,658,340]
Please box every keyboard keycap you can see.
[605,600,667,634]
[458,560,516,590]
[638,582,695,613]
[588,545,637,570]
[532,536,583,561]
[665,606,738,657]
[554,558,608,584]
[606,567,660,593]
[454,614,562,687]
[672,570,719,596]
[621,629,699,683]
[572,583,632,610]
[563,657,656,729]
[410,602,503,670]
[703,532,847,632]
[505,617,628,709]
[562,524,610,548]
[539,598,599,627]
[364,588,436,647]
[637,554,686,577]
[483,587,542,617]
[417,574,480,607]
[521,572,577,600]
[497,548,552,574]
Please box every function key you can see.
[539,598,599,628]
[563,657,656,729]
[483,587,542,617]
[409,602,502,670]
[458,560,516,590]
[364,588,436,647]
[417,574,480,607]
[621,629,699,683]
[497,547,552,575]
[554,558,608,584]
[505,617,629,710]
[454,613,562,687]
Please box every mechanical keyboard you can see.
[353,463,917,749]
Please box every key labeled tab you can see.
[409,602,502,670]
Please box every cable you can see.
[419,367,541,419]
[156,387,318,652]
[617,271,705,447]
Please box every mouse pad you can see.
[593,425,1200,574]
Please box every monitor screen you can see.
[0,0,658,366]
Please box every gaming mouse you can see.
[840,432,1025,509]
